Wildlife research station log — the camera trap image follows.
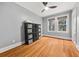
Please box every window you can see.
[57,16,67,31]
[48,14,68,32]
[48,18,55,31]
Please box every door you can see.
[72,8,77,44]
[77,7,79,45]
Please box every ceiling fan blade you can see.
[49,6,57,8]
[41,9,45,13]
[42,2,48,6]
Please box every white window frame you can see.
[47,14,69,33]
[47,17,56,32]
[57,14,69,33]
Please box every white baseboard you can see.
[76,44,79,51]
[71,41,79,51]
[0,41,24,53]
[42,34,71,40]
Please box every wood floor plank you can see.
[0,36,79,57]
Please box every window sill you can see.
[48,31,68,33]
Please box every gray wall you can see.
[0,2,42,49]
[42,11,72,39]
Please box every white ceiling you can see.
[16,2,76,17]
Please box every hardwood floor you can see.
[0,36,79,57]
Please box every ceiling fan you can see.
[41,2,57,13]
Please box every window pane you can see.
[58,25,66,31]
[58,16,67,31]
[58,19,66,24]
[49,22,55,31]
[48,18,55,31]
[58,16,67,25]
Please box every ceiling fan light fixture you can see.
[41,2,57,13]
[45,7,49,10]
